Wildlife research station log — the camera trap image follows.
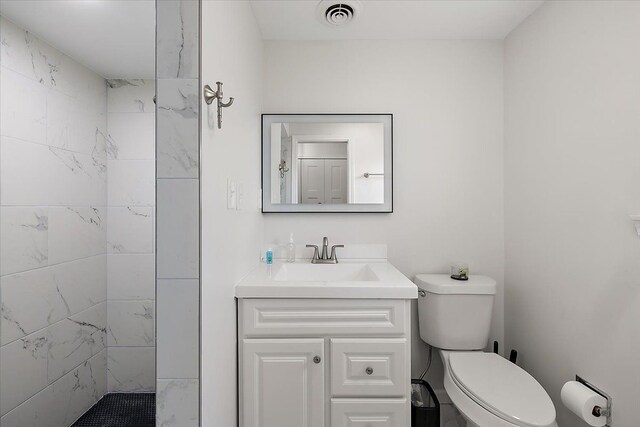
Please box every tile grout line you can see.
[1,349,108,420]
[0,300,106,348]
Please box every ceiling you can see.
[250,0,544,40]
[0,1,544,79]
[0,0,155,79]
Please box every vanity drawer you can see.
[331,338,408,397]
[331,398,408,427]
[240,299,407,337]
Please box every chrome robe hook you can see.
[203,81,234,129]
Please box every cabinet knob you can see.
[365,367,373,375]
[313,356,321,364]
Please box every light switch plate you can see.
[236,182,245,210]
[227,179,237,210]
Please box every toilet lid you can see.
[448,352,556,427]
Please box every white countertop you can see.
[235,260,418,299]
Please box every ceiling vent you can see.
[316,1,361,27]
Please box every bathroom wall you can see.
[262,40,505,389]
[504,2,640,425]
[200,1,264,426]
[105,79,156,393]
[155,1,201,425]
[0,16,108,426]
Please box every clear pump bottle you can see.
[286,233,296,263]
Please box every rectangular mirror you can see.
[262,114,393,213]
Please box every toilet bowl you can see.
[415,274,557,427]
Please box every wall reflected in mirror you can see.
[262,114,393,213]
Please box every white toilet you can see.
[415,274,557,427]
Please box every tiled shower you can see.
[0,1,200,425]
[0,17,156,423]
[0,15,112,424]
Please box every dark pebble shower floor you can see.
[71,394,155,427]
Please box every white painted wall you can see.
[262,40,505,388]
[504,2,640,426]
[200,2,264,426]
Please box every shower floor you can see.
[71,393,155,427]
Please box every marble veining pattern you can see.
[157,1,198,79]
[47,303,107,383]
[48,207,106,264]
[0,17,105,102]
[1,136,107,207]
[0,330,48,416]
[156,0,200,422]
[0,67,47,144]
[0,15,109,423]
[105,78,156,392]
[157,79,199,178]
[107,79,155,113]
[156,379,199,427]
[1,255,106,346]
[46,88,107,157]
[107,347,155,392]
[107,159,155,206]
[106,112,155,160]
[107,206,154,254]
[53,350,107,426]
[107,300,154,347]
[0,350,107,427]
[0,207,49,276]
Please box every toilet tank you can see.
[415,274,496,350]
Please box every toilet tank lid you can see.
[414,274,496,295]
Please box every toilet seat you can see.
[447,352,556,427]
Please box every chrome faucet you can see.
[306,237,344,264]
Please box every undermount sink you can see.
[235,260,417,299]
[273,263,379,282]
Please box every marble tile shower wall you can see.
[156,1,200,426]
[105,80,156,393]
[0,16,108,426]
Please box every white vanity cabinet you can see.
[238,298,412,427]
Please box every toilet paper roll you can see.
[561,381,608,427]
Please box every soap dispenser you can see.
[286,233,296,263]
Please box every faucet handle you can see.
[306,244,320,262]
[330,245,344,262]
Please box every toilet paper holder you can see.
[576,375,612,426]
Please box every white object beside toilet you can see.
[560,381,607,427]
[415,274,557,427]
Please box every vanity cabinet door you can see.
[241,338,325,427]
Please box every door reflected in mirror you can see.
[262,114,392,213]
